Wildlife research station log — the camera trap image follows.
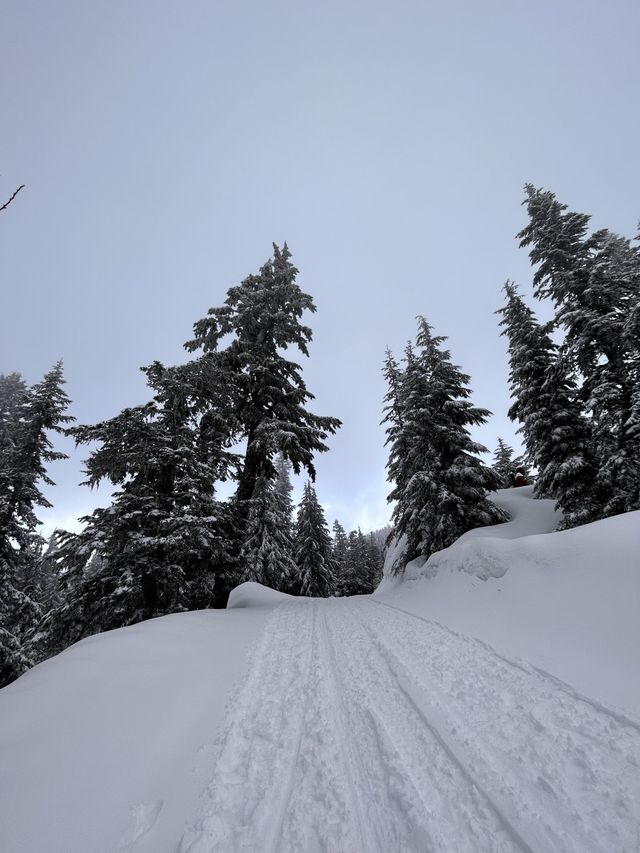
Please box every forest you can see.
[2,185,639,688]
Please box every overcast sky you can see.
[2,0,639,535]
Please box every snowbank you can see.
[377,488,640,717]
[0,608,268,853]
[227,581,295,609]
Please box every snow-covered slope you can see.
[377,486,640,716]
[0,608,269,852]
[1,488,639,852]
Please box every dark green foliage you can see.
[31,245,341,657]
[384,318,507,574]
[0,364,72,686]
[185,244,341,509]
[518,186,640,516]
[39,360,240,655]
[492,438,516,488]
[492,438,530,488]
[293,482,336,597]
[341,528,384,595]
[497,282,599,527]
[331,520,350,595]
[239,474,298,593]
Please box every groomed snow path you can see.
[181,598,640,853]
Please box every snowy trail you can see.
[180,598,640,853]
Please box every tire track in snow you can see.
[324,599,524,853]
[371,598,640,731]
[315,608,379,853]
[180,601,320,853]
[181,596,640,853]
[363,598,640,853]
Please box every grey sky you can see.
[1,0,639,534]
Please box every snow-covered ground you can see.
[378,487,640,717]
[1,488,639,852]
[0,608,269,852]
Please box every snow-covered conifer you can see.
[384,318,507,573]
[497,281,599,526]
[185,244,341,512]
[40,360,239,655]
[293,482,336,597]
[273,452,295,538]
[239,477,298,592]
[0,364,72,686]
[519,186,640,514]
[492,438,516,487]
[331,520,350,596]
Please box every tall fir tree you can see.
[0,363,72,686]
[384,318,507,573]
[331,519,350,596]
[497,281,600,526]
[293,482,336,597]
[39,359,239,657]
[519,185,640,514]
[185,244,341,513]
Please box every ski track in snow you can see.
[180,598,640,853]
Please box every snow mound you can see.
[380,486,560,586]
[421,487,560,580]
[378,490,640,716]
[227,581,295,609]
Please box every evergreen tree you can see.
[497,282,600,526]
[346,529,365,594]
[342,528,383,595]
[519,185,640,514]
[0,364,72,686]
[381,345,414,513]
[239,476,298,592]
[365,532,384,592]
[344,529,367,594]
[185,244,341,512]
[492,438,516,487]
[331,519,350,596]
[293,482,336,597]
[384,318,507,573]
[39,359,239,656]
[273,452,295,539]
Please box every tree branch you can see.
[0,184,25,212]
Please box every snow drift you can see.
[377,487,640,716]
[227,581,294,609]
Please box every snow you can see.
[228,581,295,609]
[2,486,640,852]
[377,487,640,717]
[0,608,269,853]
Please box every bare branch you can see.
[0,184,25,212]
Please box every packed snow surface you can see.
[1,487,639,852]
[181,597,640,853]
